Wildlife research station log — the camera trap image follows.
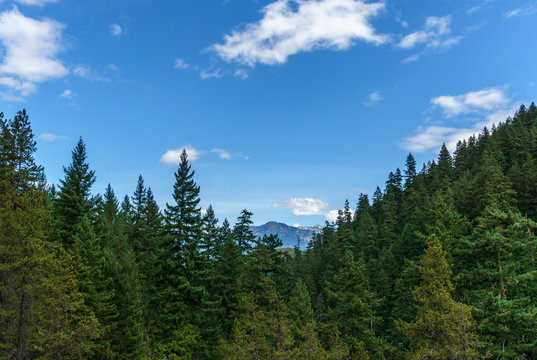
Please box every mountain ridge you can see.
[251,221,323,249]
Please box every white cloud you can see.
[467,0,494,14]
[401,54,420,63]
[110,24,122,37]
[211,148,232,159]
[325,210,340,222]
[13,0,57,6]
[59,89,71,98]
[504,5,537,18]
[200,68,223,80]
[212,0,388,66]
[364,90,383,106]
[160,145,203,165]
[402,87,517,153]
[275,197,354,222]
[73,65,110,82]
[174,58,190,69]
[402,125,477,153]
[234,68,249,79]
[73,65,89,78]
[0,8,68,98]
[274,198,330,216]
[0,76,36,95]
[38,133,68,142]
[431,87,508,117]
[398,16,462,50]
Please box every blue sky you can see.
[0,0,536,226]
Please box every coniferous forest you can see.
[2,104,537,359]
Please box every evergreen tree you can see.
[0,110,98,359]
[324,251,384,358]
[288,279,315,341]
[72,214,119,359]
[214,219,242,334]
[398,235,479,359]
[100,185,145,359]
[156,149,213,355]
[53,137,96,247]
[233,209,256,253]
[404,153,417,190]
[464,208,537,357]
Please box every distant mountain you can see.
[251,221,323,249]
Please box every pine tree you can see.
[0,110,98,359]
[398,235,479,359]
[99,185,145,359]
[233,209,256,253]
[220,292,272,360]
[124,177,162,348]
[435,143,453,183]
[464,208,537,357]
[404,153,417,190]
[324,251,384,358]
[72,214,119,359]
[53,137,97,247]
[288,279,315,341]
[156,149,212,355]
[214,219,242,334]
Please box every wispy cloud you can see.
[467,0,494,14]
[0,8,68,99]
[211,148,232,159]
[401,54,420,63]
[234,68,248,79]
[398,16,462,50]
[110,24,122,37]
[402,87,516,153]
[73,65,110,82]
[364,91,383,106]
[59,89,72,98]
[174,58,190,69]
[200,68,223,80]
[13,0,57,6]
[211,0,388,66]
[38,133,68,142]
[504,5,537,18]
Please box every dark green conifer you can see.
[53,137,96,247]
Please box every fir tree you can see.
[156,149,211,354]
[288,279,315,341]
[233,209,256,253]
[404,153,417,190]
[99,185,145,359]
[53,137,96,247]
[324,251,384,358]
[0,111,98,359]
[398,235,479,360]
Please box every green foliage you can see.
[53,137,96,247]
[153,322,202,360]
[324,251,384,358]
[398,235,479,359]
[0,111,98,359]
[2,104,537,359]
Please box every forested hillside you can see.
[1,104,537,359]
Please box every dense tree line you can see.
[1,104,537,359]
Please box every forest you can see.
[1,103,537,360]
